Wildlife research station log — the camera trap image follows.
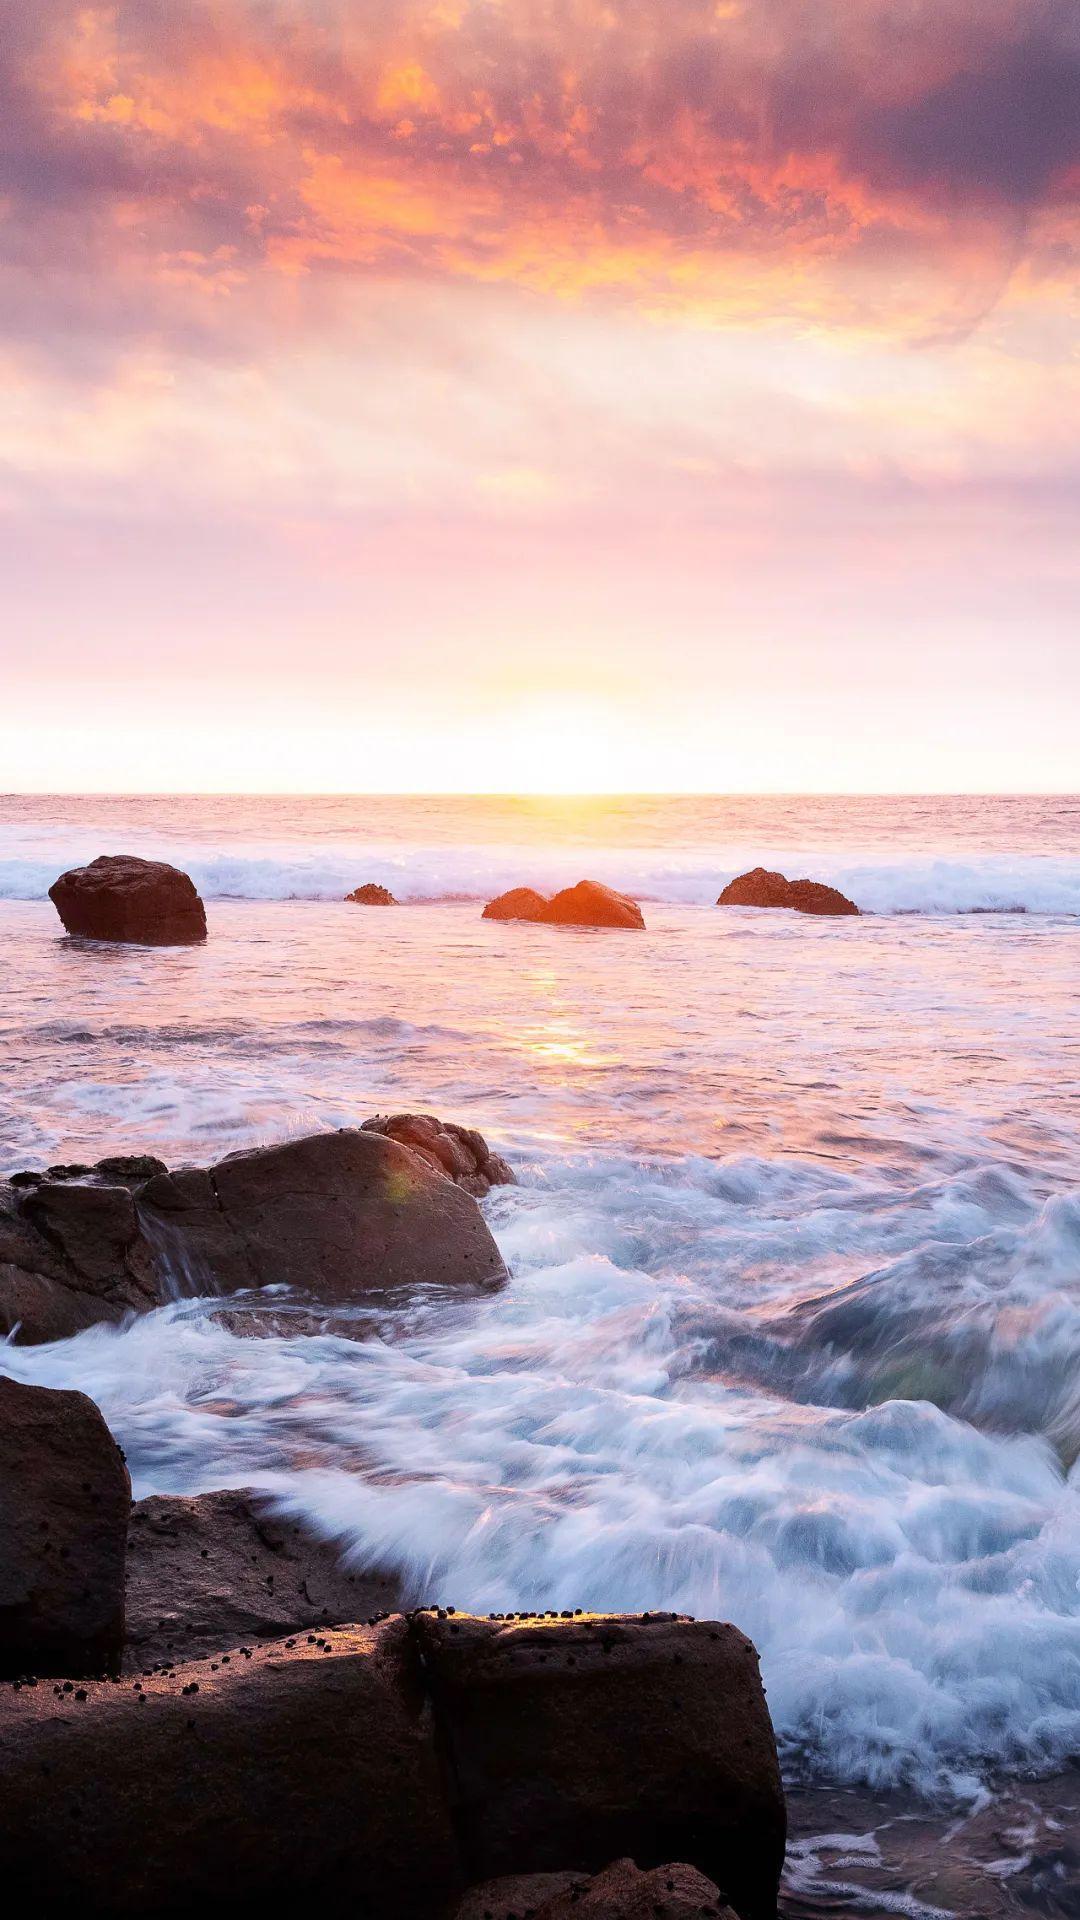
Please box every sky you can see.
[1,0,1078,792]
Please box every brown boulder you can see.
[0,1375,130,1678]
[345,882,397,904]
[0,1618,461,1918]
[458,1859,734,1920]
[541,881,645,929]
[717,868,858,916]
[413,1611,785,1920]
[138,1128,507,1303]
[124,1488,407,1667]
[483,887,552,922]
[48,853,207,944]
[362,1113,514,1195]
[0,1172,161,1345]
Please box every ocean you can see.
[2,792,1080,1915]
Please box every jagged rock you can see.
[413,1611,785,1920]
[717,868,859,916]
[361,1114,514,1195]
[124,1489,407,1667]
[0,1375,130,1679]
[48,854,207,944]
[483,887,551,923]
[0,1619,461,1919]
[1,1124,508,1343]
[455,1859,735,1920]
[541,882,645,929]
[345,883,397,905]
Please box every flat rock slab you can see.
[0,1376,130,1678]
[0,1619,461,1918]
[414,1611,785,1920]
[124,1489,407,1667]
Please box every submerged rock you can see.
[362,1112,514,1195]
[718,867,859,916]
[48,853,207,944]
[124,1489,407,1667]
[0,1619,462,1920]
[483,886,551,923]
[413,1610,785,1920]
[1,1119,510,1343]
[0,1375,130,1679]
[345,883,397,905]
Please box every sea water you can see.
[2,794,1079,1913]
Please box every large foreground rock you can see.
[456,1861,733,1920]
[139,1128,507,1302]
[414,1611,785,1920]
[717,868,859,916]
[125,1489,406,1667]
[49,854,208,944]
[0,1375,130,1678]
[1,1123,508,1343]
[362,1112,514,1195]
[0,1619,461,1918]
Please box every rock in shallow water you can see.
[483,880,645,928]
[48,853,207,944]
[345,882,397,904]
[717,867,859,916]
[362,1111,515,1194]
[0,1374,130,1679]
[1,1122,509,1343]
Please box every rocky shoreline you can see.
[3,1368,785,1919]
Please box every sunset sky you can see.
[2,0,1077,791]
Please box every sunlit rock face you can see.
[49,855,208,944]
[718,867,859,915]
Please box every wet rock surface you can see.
[124,1489,407,1668]
[138,1127,507,1301]
[48,853,208,944]
[0,1170,161,1344]
[414,1610,785,1920]
[345,882,398,904]
[0,1375,130,1678]
[717,868,859,916]
[0,1618,461,1919]
[1,1121,509,1341]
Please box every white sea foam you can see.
[2,834,1080,914]
[6,1153,1080,1800]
